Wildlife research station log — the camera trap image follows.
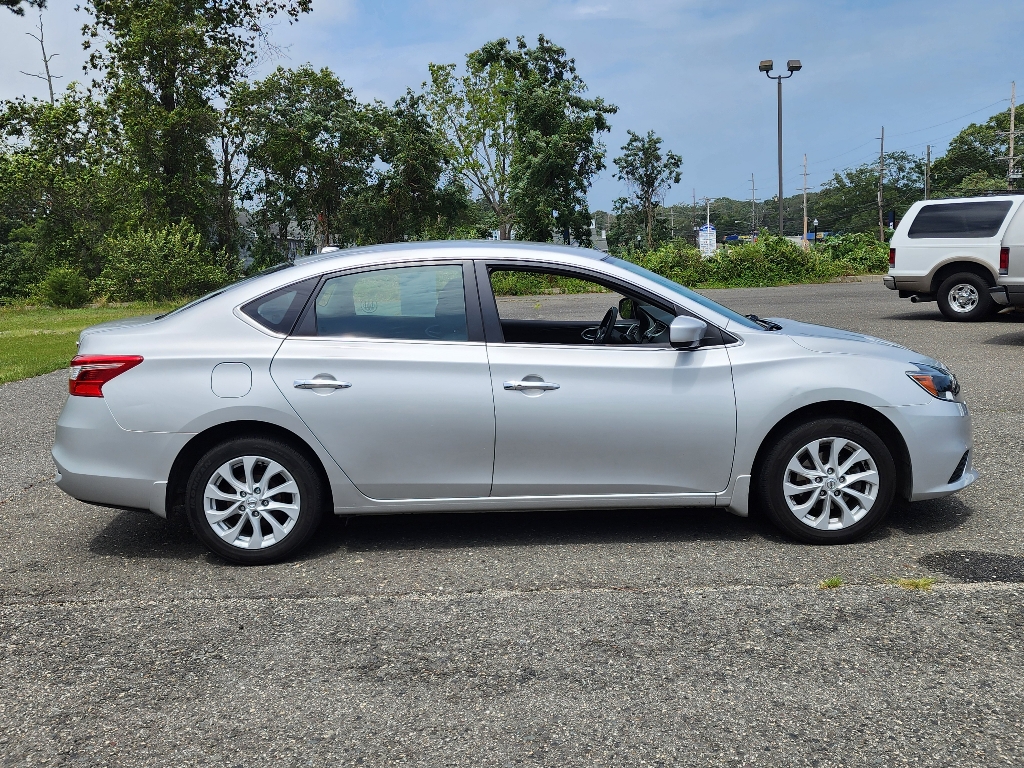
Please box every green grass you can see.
[818,576,845,589]
[0,302,180,385]
[891,576,937,591]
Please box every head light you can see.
[907,363,960,400]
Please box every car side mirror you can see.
[669,316,707,350]
[618,297,636,320]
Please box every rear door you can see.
[271,261,495,500]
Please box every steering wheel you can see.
[594,307,618,345]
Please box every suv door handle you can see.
[503,380,560,391]
[294,378,352,390]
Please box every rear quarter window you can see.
[241,278,318,334]
[908,201,1013,239]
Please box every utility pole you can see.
[1009,81,1017,190]
[996,83,1022,188]
[692,188,697,246]
[802,154,809,250]
[925,145,931,200]
[877,126,885,242]
[750,174,757,238]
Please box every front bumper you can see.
[52,396,192,518]
[878,398,976,502]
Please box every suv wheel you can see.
[936,272,993,321]
[185,437,323,564]
[758,418,896,544]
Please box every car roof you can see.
[293,239,607,270]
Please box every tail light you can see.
[999,246,1010,275]
[889,248,896,267]
[69,355,143,397]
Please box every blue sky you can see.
[3,0,1023,210]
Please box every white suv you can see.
[884,194,1024,321]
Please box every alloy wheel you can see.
[203,455,301,549]
[783,437,879,530]
[947,283,980,314]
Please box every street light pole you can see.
[760,59,802,237]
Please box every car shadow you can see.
[881,310,1024,324]
[89,509,207,560]
[984,330,1024,346]
[88,493,973,563]
[887,495,973,536]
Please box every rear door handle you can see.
[503,380,560,391]
[294,379,352,390]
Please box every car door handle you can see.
[503,380,560,391]
[293,379,352,390]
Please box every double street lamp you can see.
[759,59,801,236]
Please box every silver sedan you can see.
[52,242,976,564]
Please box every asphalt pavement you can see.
[3,278,1024,767]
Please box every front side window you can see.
[488,267,675,345]
[313,264,468,341]
[908,201,1013,239]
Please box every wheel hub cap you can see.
[783,437,879,531]
[949,283,979,312]
[203,455,301,550]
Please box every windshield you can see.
[603,257,762,330]
[159,262,295,319]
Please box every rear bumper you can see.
[52,396,192,518]
[991,285,1024,307]
[882,275,896,290]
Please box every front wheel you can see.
[936,272,994,321]
[185,437,324,564]
[757,419,896,544]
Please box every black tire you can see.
[757,418,896,544]
[185,437,323,565]
[936,272,993,322]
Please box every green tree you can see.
[814,151,923,236]
[2,0,45,15]
[930,105,1024,195]
[474,35,616,245]
[612,130,682,250]
[351,92,474,244]
[233,66,378,254]
[80,0,313,239]
[0,85,132,295]
[424,54,517,239]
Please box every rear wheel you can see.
[185,437,323,564]
[758,418,896,544]
[936,272,993,321]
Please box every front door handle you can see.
[503,380,560,391]
[294,378,352,390]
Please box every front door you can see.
[271,263,495,500]
[481,264,736,497]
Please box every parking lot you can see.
[2,277,1024,767]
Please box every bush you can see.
[94,221,241,302]
[39,265,91,308]
[0,242,43,302]
[621,230,889,290]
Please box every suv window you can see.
[908,201,1013,239]
[313,264,468,341]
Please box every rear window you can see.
[908,201,1013,239]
